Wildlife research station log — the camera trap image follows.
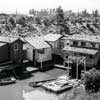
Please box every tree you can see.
[16,16,26,27]
[92,9,99,17]
[35,16,41,25]
[55,6,70,35]
[49,15,55,24]
[82,68,100,93]
[60,24,70,35]
[7,16,16,28]
[82,9,90,17]
[56,6,64,24]
[29,9,36,16]
[43,17,50,27]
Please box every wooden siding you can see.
[70,40,100,50]
[35,48,52,62]
[24,43,52,63]
[10,39,23,63]
[0,44,9,63]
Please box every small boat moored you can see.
[0,77,16,85]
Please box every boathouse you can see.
[44,33,63,64]
[63,34,100,68]
[24,36,52,68]
[0,36,24,64]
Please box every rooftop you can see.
[0,36,22,43]
[44,33,62,42]
[68,34,100,43]
[0,42,7,47]
[63,46,98,55]
[25,36,50,49]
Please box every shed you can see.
[24,36,52,65]
[9,38,24,63]
[0,36,24,63]
[44,33,63,64]
[63,46,100,67]
[44,33,62,50]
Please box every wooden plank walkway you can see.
[54,64,71,70]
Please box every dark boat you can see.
[0,77,16,85]
[29,79,56,88]
[29,82,43,87]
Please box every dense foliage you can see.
[56,6,64,24]
[82,68,100,93]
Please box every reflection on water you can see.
[23,88,72,100]
[23,89,58,100]
[0,84,23,100]
[0,83,72,100]
[0,68,71,100]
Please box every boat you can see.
[29,82,43,87]
[29,79,56,88]
[0,77,16,85]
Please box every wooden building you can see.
[23,36,52,68]
[44,33,63,64]
[63,34,100,68]
[0,36,24,64]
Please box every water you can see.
[0,80,72,100]
[0,68,71,100]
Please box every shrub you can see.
[82,68,100,93]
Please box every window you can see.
[79,53,83,56]
[73,41,78,46]
[89,55,93,59]
[96,43,99,48]
[66,43,69,45]
[90,43,95,48]
[14,43,18,51]
[66,56,68,58]
[81,42,86,47]
[27,48,29,50]
[53,42,58,48]
[60,41,64,49]
[99,44,100,48]
[37,49,44,54]
[74,53,77,56]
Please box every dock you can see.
[54,64,71,70]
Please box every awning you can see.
[63,46,98,55]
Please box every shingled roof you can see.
[68,34,100,43]
[44,33,62,42]
[25,36,50,49]
[63,46,98,55]
[0,36,24,43]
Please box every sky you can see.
[0,0,100,14]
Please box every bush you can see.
[82,68,100,93]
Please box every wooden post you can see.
[84,57,86,71]
[64,52,66,67]
[68,57,69,77]
[63,59,65,67]
[12,70,18,79]
[40,53,42,70]
[76,58,78,79]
